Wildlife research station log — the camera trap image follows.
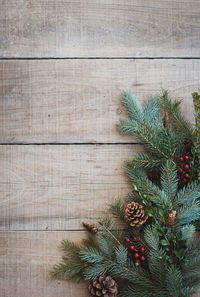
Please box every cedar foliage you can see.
[51,91,200,297]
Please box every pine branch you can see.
[144,228,167,286]
[134,127,171,160]
[79,243,156,289]
[60,239,81,257]
[98,220,122,246]
[180,224,196,241]
[165,265,183,297]
[174,182,200,206]
[109,199,126,224]
[81,234,100,250]
[50,236,101,281]
[160,160,178,204]
[184,275,200,290]
[118,91,177,164]
[158,90,195,141]
[98,234,110,256]
[126,152,166,170]
[118,119,170,161]
[109,261,155,289]
[121,91,144,124]
[143,96,160,122]
[115,245,128,266]
[109,261,174,297]
[51,90,200,296]
[79,247,104,263]
[186,236,200,254]
[117,118,138,135]
[119,284,169,297]
[125,165,168,207]
[50,259,84,282]
[125,190,143,204]
[79,237,171,295]
[183,253,200,279]
[175,201,200,226]
[83,262,109,279]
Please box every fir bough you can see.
[51,90,200,297]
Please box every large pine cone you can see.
[125,202,148,227]
[88,275,118,297]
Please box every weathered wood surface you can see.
[1,1,200,296]
[0,231,88,297]
[1,0,200,58]
[0,144,140,230]
[0,59,197,144]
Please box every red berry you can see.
[184,155,189,160]
[130,245,135,251]
[185,173,189,178]
[125,237,130,243]
[178,168,183,173]
[140,255,146,261]
[184,164,189,170]
[179,157,184,162]
[134,253,140,259]
[140,247,145,253]
[133,237,138,242]
[183,178,187,183]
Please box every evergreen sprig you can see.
[117,91,183,170]
[51,90,200,297]
[158,90,195,141]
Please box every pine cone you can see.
[165,210,176,226]
[125,202,148,227]
[163,112,170,127]
[134,259,141,267]
[183,138,193,154]
[88,275,118,297]
[82,221,98,234]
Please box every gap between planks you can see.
[0,230,88,232]
[0,57,200,60]
[0,143,139,145]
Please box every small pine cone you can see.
[134,259,140,267]
[163,112,170,127]
[165,210,176,226]
[82,221,98,234]
[88,275,118,297]
[183,138,193,154]
[125,202,148,227]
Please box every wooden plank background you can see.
[1,0,200,58]
[0,1,200,296]
[0,59,198,143]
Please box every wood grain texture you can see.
[1,0,200,296]
[0,144,141,230]
[0,59,198,144]
[0,0,200,58]
[0,231,88,297]
[0,231,200,297]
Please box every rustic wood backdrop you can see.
[0,1,200,296]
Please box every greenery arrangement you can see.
[51,90,200,297]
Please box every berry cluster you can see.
[178,155,190,183]
[125,236,146,266]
